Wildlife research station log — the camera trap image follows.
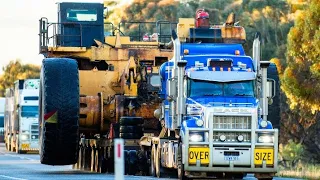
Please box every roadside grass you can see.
[278,164,320,180]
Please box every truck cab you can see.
[0,98,5,142]
[6,79,40,153]
[150,12,279,180]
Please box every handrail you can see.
[39,18,177,54]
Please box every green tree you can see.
[0,59,40,97]
[280,0,320,162]
[282,0,320,112]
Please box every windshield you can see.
[21,106,38,118]
[66,9,97,22]
[188,79,254,97]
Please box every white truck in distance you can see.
[0,98,5,142]
[4,79,40,153]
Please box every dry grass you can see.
[278,165,320,180]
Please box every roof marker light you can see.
[220,67,223,71]
[235,50,240,55]
[184,49,189,55]
[228,67,231,71]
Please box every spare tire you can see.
[119,126,143,133]
[120,133,143,139]
[267,63,281,130]
[119,117,144,126]
[39,58,79,165]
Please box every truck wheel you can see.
[177,142,187,180]
[155,145,162,178]
[39,58,79,165]
[17,150,26,154]
[126,150,138,175]
[119,126,143,133]
[119,117,144,126]
[149,144,156,177]
[225,172,245,179]
[267,63,280,129]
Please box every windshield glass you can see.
[66,9,97,22]
[0,116,3,127]
[21,106,38,118]
[188,79,254,97]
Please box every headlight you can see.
[219,135,226,142]
[258,135,273,143]
[195,119,204,127]
[21,134,29,141]
[190,134,203,142]
[260,120,268,128]
[237,135,244,142]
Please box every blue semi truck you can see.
[143,13,280,180]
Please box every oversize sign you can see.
[188,147,210,164]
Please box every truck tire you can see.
[39,58,79,165]
[177,142,187,180]
[149,144,156,177]
[155,145,162,178]
[119,126,143,133]
[119,117,144,126]
[119,133,143,139]
[267,63,281,130]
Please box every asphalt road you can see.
[0,143,301,180]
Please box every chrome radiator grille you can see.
[213,116,251,142]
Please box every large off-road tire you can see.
[267,63,280,130]
[39,58,79,165]
[119,117,144,126]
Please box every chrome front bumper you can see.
[183,128,278,173]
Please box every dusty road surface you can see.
[0,143,301,180]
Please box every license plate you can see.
[21,143,30,149]
[188,147,209,164]
[224,156,239,161]
[254,149,274,165]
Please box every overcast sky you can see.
[0,0,113,74]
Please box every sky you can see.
[0,0,130,74]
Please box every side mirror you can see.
[104,7,109,19]
[150,75,161,87]
[266,79,276,99]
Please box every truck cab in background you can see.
[0,98,5,142]
[4,79,40,153]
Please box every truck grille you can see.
[213,116,251,142]
[31,124,39,140]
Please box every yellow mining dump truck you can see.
[38,2,175,174]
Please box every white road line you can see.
[0,175,28,180]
